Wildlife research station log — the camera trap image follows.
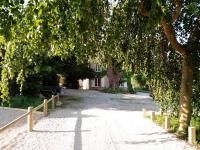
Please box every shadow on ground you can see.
[32,89,160,150]
[58,90,158,112]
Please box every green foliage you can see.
[154,115,165,127]
[191,118,200,142]
[121,71,135,94]
[22,75,42,96]
[192,66,200,118]
[103,0,200,123]
[169,117,179,133]
[0,55,95,100]
[0,0,199,135]
[128,32,181,116]
[146,0,164,30]
[38,56,95,81]
[154,115,179,133]
[132,74,148,90]
[127,78,135,94]
[155,115,200,142]
[75,64,95,80]
[94,70,107,78]
[8,95,42,109]
[0,0,107,99]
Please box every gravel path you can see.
[0,107,42,149]
[0,89,195,150]
[0,108,28,128]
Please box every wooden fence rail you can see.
[0,93,60,133]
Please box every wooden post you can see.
[151,111,156,121]
[142,108,146,118]
[51,95,55,110]
[188,127,196,145]
[43,99,48,116]
[27,106,33,132]
[165,116,170,130]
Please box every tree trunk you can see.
[107,58,120,89]
[178,53,193,134]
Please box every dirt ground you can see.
[0,89,195,150]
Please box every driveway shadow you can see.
[59,92,158,112]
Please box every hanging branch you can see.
[140,0,186,55]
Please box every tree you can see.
[0,0,107,100]
[139,0,200,135]
[104,0,200,136]
[97,0,199,135]
[106,57,121,89]
[0,0,199,136]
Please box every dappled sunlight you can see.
[61,89,159,112]
[0,89,193,150]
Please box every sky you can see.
[24,0,28,6]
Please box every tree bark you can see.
[107,58,120,89]
[161,20,193,135]
[161,20,186,55]
[178,53,193,134]
[161,17,193,136]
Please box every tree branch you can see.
[172,0,182,22]
[139,0,150,17]
[161,20,186,54]
[139,0,186,55]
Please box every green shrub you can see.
[191,118,200,142]
[154,115,165,127]
[154,115,200,142]
[8,95,43,109]
[22,78,42,96]
[132,74,148,89]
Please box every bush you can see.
[8,95,43,109]
[22,80,42,96]
[132,74,148,90]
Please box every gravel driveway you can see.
[0,89,195,150]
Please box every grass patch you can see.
[154,115,179,133]
[154,115,165,127]
[191,118,200,143]
[8,95,43,109]
[7,95,82,110]
[153,115,200,143]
